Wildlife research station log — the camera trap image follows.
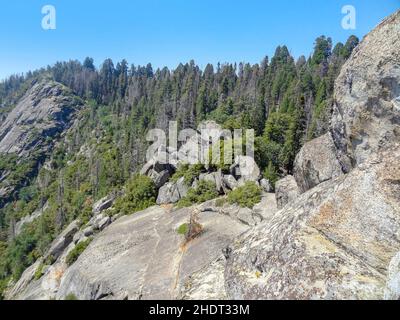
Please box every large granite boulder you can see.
[275,175,300,209]
[223,175,238,191]
[148,169,171,189]
[331,10,400,172]
[156,177,189,204]
[44,220,81,261]
[293,133,343,193]
[225,145,400,299]
[230,156,261,183]
[92,195,115,216]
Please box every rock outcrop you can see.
[224,11,400,300]
[225,145,400,299]
[0,80,81,156]
[275,175,300,209]
[230,156,261,184]
[55,204,249,300]
[7,193,278,300]
[331,11,400,172]
[92,195,115,216]
[15,202,49,236]
[294,133,343,193]
[156,177,189,204]
[44,220,81,261]
[0,79,82,206]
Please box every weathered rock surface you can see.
[0,80,81,206]
[5,258,44,300]
[150,169,171,189]
[223,174,238,190]
[384,251,400,299]
[294,133,343,193]
[275,175,300,209]
[260,179,273,193]
[0,80,81,156]
[156,177,189,204]
[56,204,249,300]
[92,195,115,216]
[230,156,261,183]
[225,146,400,299]
[180,257,227,300]
[331,10,400,172]
[6,191,279,300]
[44,220,81,261]
[216,193,278,227]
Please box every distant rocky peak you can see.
[0,79,82,156]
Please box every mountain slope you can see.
[0,79,82,208]
[2,10,398,300]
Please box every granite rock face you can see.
[331,11,400,172]
[0,80,81,156]
[15,202,49,236]
[0,80,81,206]
[7,194,278,300]
[294,133,343,193]
[225,145,400,300]
[156,177,189,204]
[56,204,250,300]
[44,220,81,261]
[384,251,400,300]
[230,156,261,184]
[275,175,300,209]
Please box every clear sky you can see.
[0,0,399,80]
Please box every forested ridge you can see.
[0,34,358,298]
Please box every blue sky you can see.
[0,0,399,79]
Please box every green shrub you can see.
[227,181,262,208]
[177,223,188,235]
[263,162,279,190]
[171,164,205,185]
[65,293,78,300]
[34,262,45,280]
[0,277,10,300]
[45,255,56,266]
[112,175,156,216]
[66,239,92,266]
[177,180,218,208]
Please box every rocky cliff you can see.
[0,80,79,155]
[6,195,277,300]
[4,10,400,300]
[0,79,82,205]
